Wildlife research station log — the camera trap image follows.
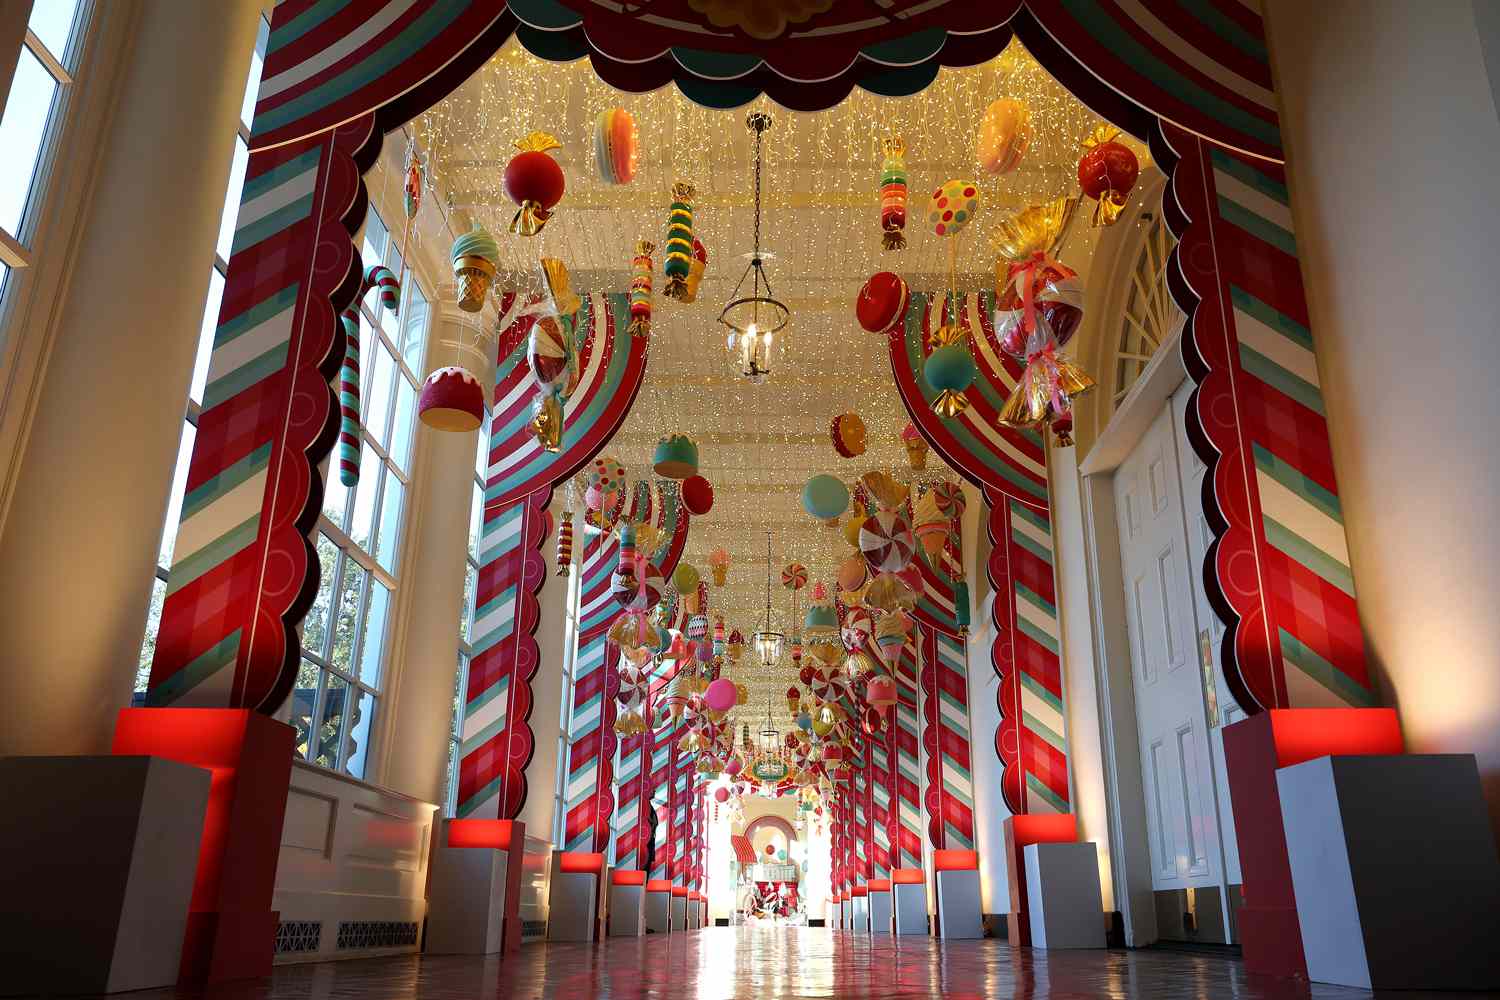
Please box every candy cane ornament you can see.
[337,264,400,486]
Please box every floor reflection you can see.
[32,927,1489,1000]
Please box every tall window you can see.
[297,204,429,779]
[0,1,91,300]
[447,415,489,814]
[551,547,583,845]
[137,16,268,695]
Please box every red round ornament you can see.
[855,272,911,334]
[714,787,730,803]
[504,132,566,235]
[1077,140,1138,201]
[682,475,714,515]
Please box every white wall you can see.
[1266,0,1500,838]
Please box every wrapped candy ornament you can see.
[627,241,654,337]
[994,197,1085,356]
[527,314,578,452]
[538,257,581,318]
[997,315,1095,436]
[663,182,696,300]
[924,313,976,419]
[830,412,866,458]
[879,136,908,251]
[899,422,928,472]
[1077,126,1140,227]
[556,510,573,576]
[504,131,565,236]
[451,224,499,313]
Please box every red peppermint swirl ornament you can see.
[858,509,916,574]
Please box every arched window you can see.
[1111,210,1181,404]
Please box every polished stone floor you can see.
[52,927,1485,1000]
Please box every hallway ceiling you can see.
[414,37,1143,706]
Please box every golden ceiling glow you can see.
[412,37,1139,702]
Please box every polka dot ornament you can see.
[927,179,981,238]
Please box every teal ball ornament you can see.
[801,474,849,521]
[924,342,976,418]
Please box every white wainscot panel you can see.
[271,761,438,964]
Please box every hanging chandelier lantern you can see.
[720,112,788,384]
[752,530,785,668]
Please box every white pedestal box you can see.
[851,893,869,932]
[868,888,893,934]
[0,755,210,995]
[687,897,701,930]
[699,898,709,928]
[1277,755,1500,991]
[839,898,852,930]
[546,873,598,942]
[935,870,983,939]
[893,882,927,935]
[645,886,671,934]
[670,892,687,931]
[426,840,510,953]
[1023,843,1105,949]
[608,881,644,937]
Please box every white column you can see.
[377,307,477,802]
[0,0,262,756]
[516,491,572,843]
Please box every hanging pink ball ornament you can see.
[704,677,738,713]
[714,786,730,804]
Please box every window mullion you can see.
[24,29,72,85]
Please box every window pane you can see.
[0,49,58,236]
[315,673,347,768]
[136,577,167,697]
[28,0,82,63]
[362,210,387,269]
[358,579,390,687]
[468,483,482,560]
[216,137,248,261]
[304,533,338,657]
[240,18,269,130]
[461,562,477,643]
[402,284,428,368]
[474,418,488,478]
[158,422,196,569]
[349,450,381,550]
[333,559,366,671]
[345,688,375,779]
[388,374,416,472]
[292,659,319,760]
[190,270,225,405]
[365,343,395,447]
[375,472,403,575]
[322,463,349,530]
[452,654,466,738]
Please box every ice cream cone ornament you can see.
[899,422,928,471]
[708,547,731,587]
[451,224,499,312]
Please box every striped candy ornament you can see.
[663,182,695,300]
[336,310,362,486]
[880,136,907,251]
[337,264,399,486]
[627,240,653,337]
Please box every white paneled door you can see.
[1113,382,1240,909]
